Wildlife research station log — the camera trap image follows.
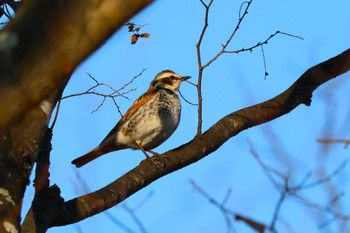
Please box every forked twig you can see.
[195,0,303,135]
[249,142,349,231]
[50,69,146,129]
[73,170,150,233]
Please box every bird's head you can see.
[148,70,191,93]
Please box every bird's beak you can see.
[181,76,191,81]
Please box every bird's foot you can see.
[135,141,168,171]
[147,150,169,170]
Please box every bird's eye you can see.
[170,75,176,80]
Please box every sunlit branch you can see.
[51,42,350,229]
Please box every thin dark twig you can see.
[196,0,214,135]
[249,140,285,191]
[261,45,268,79]
[189,179,236,232]
[60,69,146,116]
[317,138,350,148]
[103,212,138,233]
[73,171,142,233]
[189,180,235,216]
[190,179,270,233]
[239,1,249,18]
[132,191,154,211]
[294,193,350,222]
[195,0,259,135]
[179,90,198,106]
[3,3,12,19]
[122,203,148,233]
[50,99,61,129]
[223,31,303,54]
[249,141,350,231]
[269,192,287,232]
[221,188,232,206]
[185,79,198,88]
[179,80,198,105]
[91,96,107,114]
[202,0,254,69]
[199,0,213,8]
[295,161,347,190]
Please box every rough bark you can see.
[0,0,152,133]
[0,0,152,232]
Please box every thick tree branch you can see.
[0,1,152,231]
[0,0,153,133]
[52,48,350,226]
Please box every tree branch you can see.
[0,0,153,231]
[51,48,350,226]
[0,0,153,133]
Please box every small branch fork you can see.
[50,69,146,129]
[189,179,267,233]
[62,69,146,114]
[249,142,349,232]
[73,170,150,233]
[195,0,303,135]
[189,142,349,233]
[0,0,21,21]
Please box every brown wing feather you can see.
[100,91,158,144]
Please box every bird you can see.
[71,70,191,168]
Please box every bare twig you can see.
[196,0,253,135]
[50,69,146,130]
[179,90,198,106]
[317,138,350,148]
[122,203,148,233]
[189,179,236,232]
[249,142,349,231]
[50,99,62,130]
[223,31,303,55]
[295,161,347,190]
[270,192,287,232]
[202,0,253,69]
[294,193,350,223]
[195,0,303,135]
[189,179,269,233]
[261,45,268,79]
[73,170,150,233]
[248,140,286,191]
[62,70,146,115]
[196,0,214,135]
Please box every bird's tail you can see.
[71,147,105,168]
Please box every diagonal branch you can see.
[51,48,350,226]
[0,0,153,133]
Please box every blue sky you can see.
[20,0,350,232]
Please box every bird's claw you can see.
[147,153,169,170]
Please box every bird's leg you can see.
[146,149,159,157]
[136,141,164,169]
[135,141,152,159]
